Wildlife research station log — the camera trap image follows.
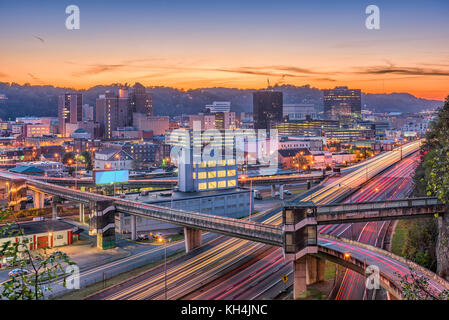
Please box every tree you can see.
[0,207,76,300]
[396,268,449,300]
[62,152,76,165]
[420,95,449,280]
[424,96,449,204]
[80,151,93,171]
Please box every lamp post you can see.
[158,236,172,300]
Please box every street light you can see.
[158,236,172,300]
[344,252,351,259]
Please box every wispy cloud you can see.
[27,73,40,81]
[0,72,8,78]
[354,65,449,77]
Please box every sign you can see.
[94,170,129,185]
[282,275,288,283]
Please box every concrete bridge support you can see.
[6,180,27,211]
[130,215,137,241]
[271,184,276,197]
[52,200,57,220]
[184,227,202,253]
[33,191,44,209]
[293,255,325,298]
[89,200,116,250]
[279,185,284,200]
[79,203,85,224]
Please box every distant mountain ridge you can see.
[0,82,444,120]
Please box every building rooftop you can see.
[0,219,76,239]
[122,187,249,204]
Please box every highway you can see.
[84,140,441,300]
[183,153,421,300]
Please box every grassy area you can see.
[391,220,409,256]
[324,260,337,280]
[297,288,328,300]
[55,250,185,300]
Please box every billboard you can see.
[95,170,129,185]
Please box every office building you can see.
[96,90,131,139]
[323,86,361,122]
[205,101,231,113]
[253,91,283,131]
[283,104,317,120]
[58,93,82,137]
[129,83,153,116]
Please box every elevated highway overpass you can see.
[3,139,447,298]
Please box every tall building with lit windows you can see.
[168,129,238,193]
[323,86,361,122]
[58,93,82,137]
[96,89,131,139]
[129,82,153,116]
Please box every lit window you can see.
[227,169,236,177]
[218,170,226,178]
[218,181,226,188]
[208,171,216,179]
[198,183,207,190]
[192,172,196,179]
[208,181,217,189]
[200,161,207,168]
[220,160,226,166]
[227,159,235,166]
[208,161,216,167]
[228,179,236,187]
[198,172,207,179]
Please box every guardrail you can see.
[317,197,441,215]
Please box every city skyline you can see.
[1,0,449,100]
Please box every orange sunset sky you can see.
[1,0,448,100]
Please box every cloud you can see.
[0,72,8,78]
[354,65,449,77]
[73,64,126,77]
[27,73,41,81]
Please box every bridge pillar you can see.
[6,180,27,211]
[33,191,44,209]
[79,203,85,224]
[52,200,57,220]
[184,227,202,253]
[283,202,318,299]
[271,184,276,197]
[89,200,116,250]
[130,215,137,240]
[279,185,284,200]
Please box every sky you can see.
[0,0,448,100]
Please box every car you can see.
[275,191,280,197]
[283,190,292,195]
[137,234,150,240]
[8,268,30,278]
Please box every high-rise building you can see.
[283,104,317,120]
[205,101,231,113]
[96,89,131,139]
[323,86,361,122]
[129,83,153,116]
[253,91,283,131]
[58,93,82,137]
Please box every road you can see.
[86,140,430,300]
[183,152,421,300]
